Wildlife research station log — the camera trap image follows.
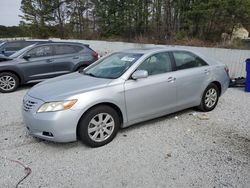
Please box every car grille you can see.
[23,99,38,112]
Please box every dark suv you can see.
[0,40,51,57]
[0,42,98,93]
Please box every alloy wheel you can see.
[205,88,217,108]
[0,75,16,91]
[88,113,115,142]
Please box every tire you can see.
[198,83,219,112]
[0,72,19,93]
[77,105,120,147]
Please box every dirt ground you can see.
[0,87,249,188]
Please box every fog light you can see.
[42,132,54,137]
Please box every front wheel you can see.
[198,83,219,112]
[77,105,120,147]
[0,72,19,93]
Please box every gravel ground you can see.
[0,87,249,188]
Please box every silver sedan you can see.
[22,48,230,147]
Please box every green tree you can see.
[20,0,55,38]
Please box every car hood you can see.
[0,55,14,63]
[28,72,113,101]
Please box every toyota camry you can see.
[22,48,230,147]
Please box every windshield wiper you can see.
[84,72,98,78]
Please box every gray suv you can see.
[0,42,98,93]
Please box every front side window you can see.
[10,44,36,58]
[137,52,172,76]
[84,52,143,79]
[173,51,208,70]
[26,46,53,58]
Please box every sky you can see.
[0,0,22,26]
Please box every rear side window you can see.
[26,46,53,58]
[173,51,208,70]
[54,45,82,55]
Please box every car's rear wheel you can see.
[198,83,219,112]
[0,72,19,93]
[77,105,120,147]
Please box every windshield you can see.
[84,52,143,79]
[10,44,36,58]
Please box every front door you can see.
[18,45,55,82]
[124,52,177,123]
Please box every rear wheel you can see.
[0,72,19,93]
[77,105,120,147]
[198,83,219,112]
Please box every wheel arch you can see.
[210,81,222,96]
[76,102,124,137]
[0,70,23,84]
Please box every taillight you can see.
[92,51,98,60]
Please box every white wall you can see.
[2,37,249,77]
[54,39,248,78]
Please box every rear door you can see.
[52,44,85,76]
[18,45,55,82]
[171,51,210,109]
[124,52,177,122]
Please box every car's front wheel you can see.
[77,105,120,147]
[0,72,19,93]
[198,83,219,112]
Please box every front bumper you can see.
[22,95,81,143]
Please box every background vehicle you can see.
[0,42,98,93]
[22,48,230,147]
[0,54,11,62]
[0,40,5,46]
[0,40,51,57]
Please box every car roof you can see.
[121,47,219,65]
[32,41,89,47]
[122,47,193,54]
[0,40,88,46]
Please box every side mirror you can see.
[23,55,31,60]
[132,70,148,80]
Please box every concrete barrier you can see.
[55,39,248,78]
[1,37,248,78]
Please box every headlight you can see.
[37,100,77,113]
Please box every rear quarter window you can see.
[173,51,208,70]
[54,45,82,55]
[73,46,84,52]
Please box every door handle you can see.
[204,69,210,74]
[73,56,79,60]
[167,77,176,82]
